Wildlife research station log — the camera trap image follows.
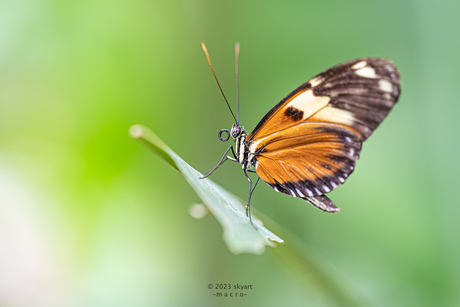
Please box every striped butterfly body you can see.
[200,43,400,226]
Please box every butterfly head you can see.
[230,124,244,139]
[218,124,245,142]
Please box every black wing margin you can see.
[309,58,401,140]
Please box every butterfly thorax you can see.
[230,124,251,166]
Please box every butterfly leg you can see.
[199,145,236,179]
[243,168,260,230]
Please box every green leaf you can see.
[130,124,367,306]
[129,124,284,255]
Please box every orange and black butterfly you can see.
[200,43,401,227]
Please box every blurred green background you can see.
[1,0,460,306]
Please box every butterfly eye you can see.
[230,125,242,138]
[218,129,230,142]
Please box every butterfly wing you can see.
[254,122,361,212]
[247,58,401,211]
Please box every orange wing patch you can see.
[254,122,361,198]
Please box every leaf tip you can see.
[129,124,144,139]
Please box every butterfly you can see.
[200,42,401,228]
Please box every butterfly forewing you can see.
[309,58,400,140]
[247,58,400,211]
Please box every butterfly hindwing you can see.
[304,195,339,213]
[254,122,361,197]
[247,58,400,211]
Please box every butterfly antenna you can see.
[200,42,237,123]
[235,42,241,125]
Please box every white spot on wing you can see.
[309,76,324,87]
[331,182,338,188]
[379,79,393,93]
[384,64,394,72]
[311,106,355,126]
[287,89,331,120]
[289,190,296,197]
[338,177,345,183]
[296,188,305,197]
[322,185,331,193]
[355,66,377,78]
[273,186,279,192]
[384,93,392,100]
[352,61,367,69]
[305,189,313,197]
